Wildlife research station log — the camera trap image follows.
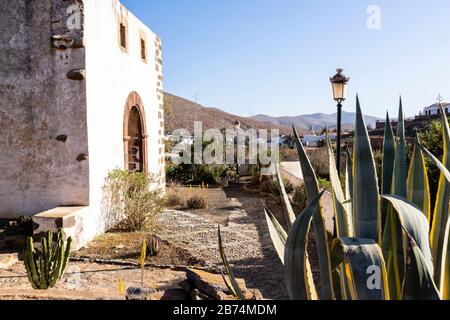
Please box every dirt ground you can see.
[0,261,185,300]
[0,179,291,300]
[73,232,204,267]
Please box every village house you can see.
[0,0,165,249]
[423,102,450,116]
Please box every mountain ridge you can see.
[164,92,381,135]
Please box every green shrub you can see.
[103,169,164,232]
[186,194,208,209]
[166,163,237,185]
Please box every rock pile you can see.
[126,268,263,301]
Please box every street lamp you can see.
[330,68,350,174]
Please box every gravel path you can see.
[157,188,288,300]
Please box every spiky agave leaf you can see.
[383,98,407,300]
[264,207,287,264]
[429,108,450,290]
[218,226,245,300]
[381,112,396,225]
[336,238,389,300]
[274,163,296,227]
[383,195,434,276]
[439,216,450,299]
[407,135,431,221]
[284,192,324,300]
[293,126,334,300]
[392,97,407,197]
[345,148,354,229]
[327,137,352,237]
[353,96,381,242]
[418,142,450,299]
[402,234,440,300]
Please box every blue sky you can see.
[121,0,450,118]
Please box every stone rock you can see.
[185,268,246,299]
[126,287,188,301]
[125,287,156,300]
[178,279,193,293]
[0,253,19,269]
[51,35,84,49]
[242,288,264,300]
[190,289,211,301]
[160,289,189,301]
[216,291,236,300]
[67,69,86,81]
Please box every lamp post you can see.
[330,68,350,174]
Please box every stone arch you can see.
[123,92,148,173]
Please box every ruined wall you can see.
[0,0,89,217]
[82,0,165,235]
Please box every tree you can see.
[419,120,445,207]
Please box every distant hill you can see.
[164,92,381,136]
[164,93,297,135]
[252,112,381,131]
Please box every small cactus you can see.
[23,230,72,290]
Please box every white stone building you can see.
[0,0,165,249]
[423,103,450,116]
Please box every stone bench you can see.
[32,207,89,251]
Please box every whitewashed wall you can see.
[82,0,165,241]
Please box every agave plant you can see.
[266,96,450,300]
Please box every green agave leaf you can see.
[383,209,404,300]
[274,164,296,227]
[407,137,431,221]
[327,137,351,237]
[293,126,334,300]
[352,96,381,242]
[338,238,389,300]
[330,239,352,300]
[402,235,440,300]
[381,112,396,225]
[418,140,450,298]
[264,207,287,264]
[382,99,408,300]
[439,216,450,299]
[345,148,354,229]
[218,226,245,300]
[429,108,450,290]
[419,144,450,184]
[284,192,324,300]
[382,195,434,276]
[392,97,407,198]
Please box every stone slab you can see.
[0,253,19,269]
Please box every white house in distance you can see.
[423,102,450,115]
[0,0,165,249]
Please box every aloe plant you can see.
[267,97,450,300]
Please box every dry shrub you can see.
[186,194,207,210]
[165,182,184,207]
[292,183,307,212]
[165,193,184,207]
[102,169,164,232]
